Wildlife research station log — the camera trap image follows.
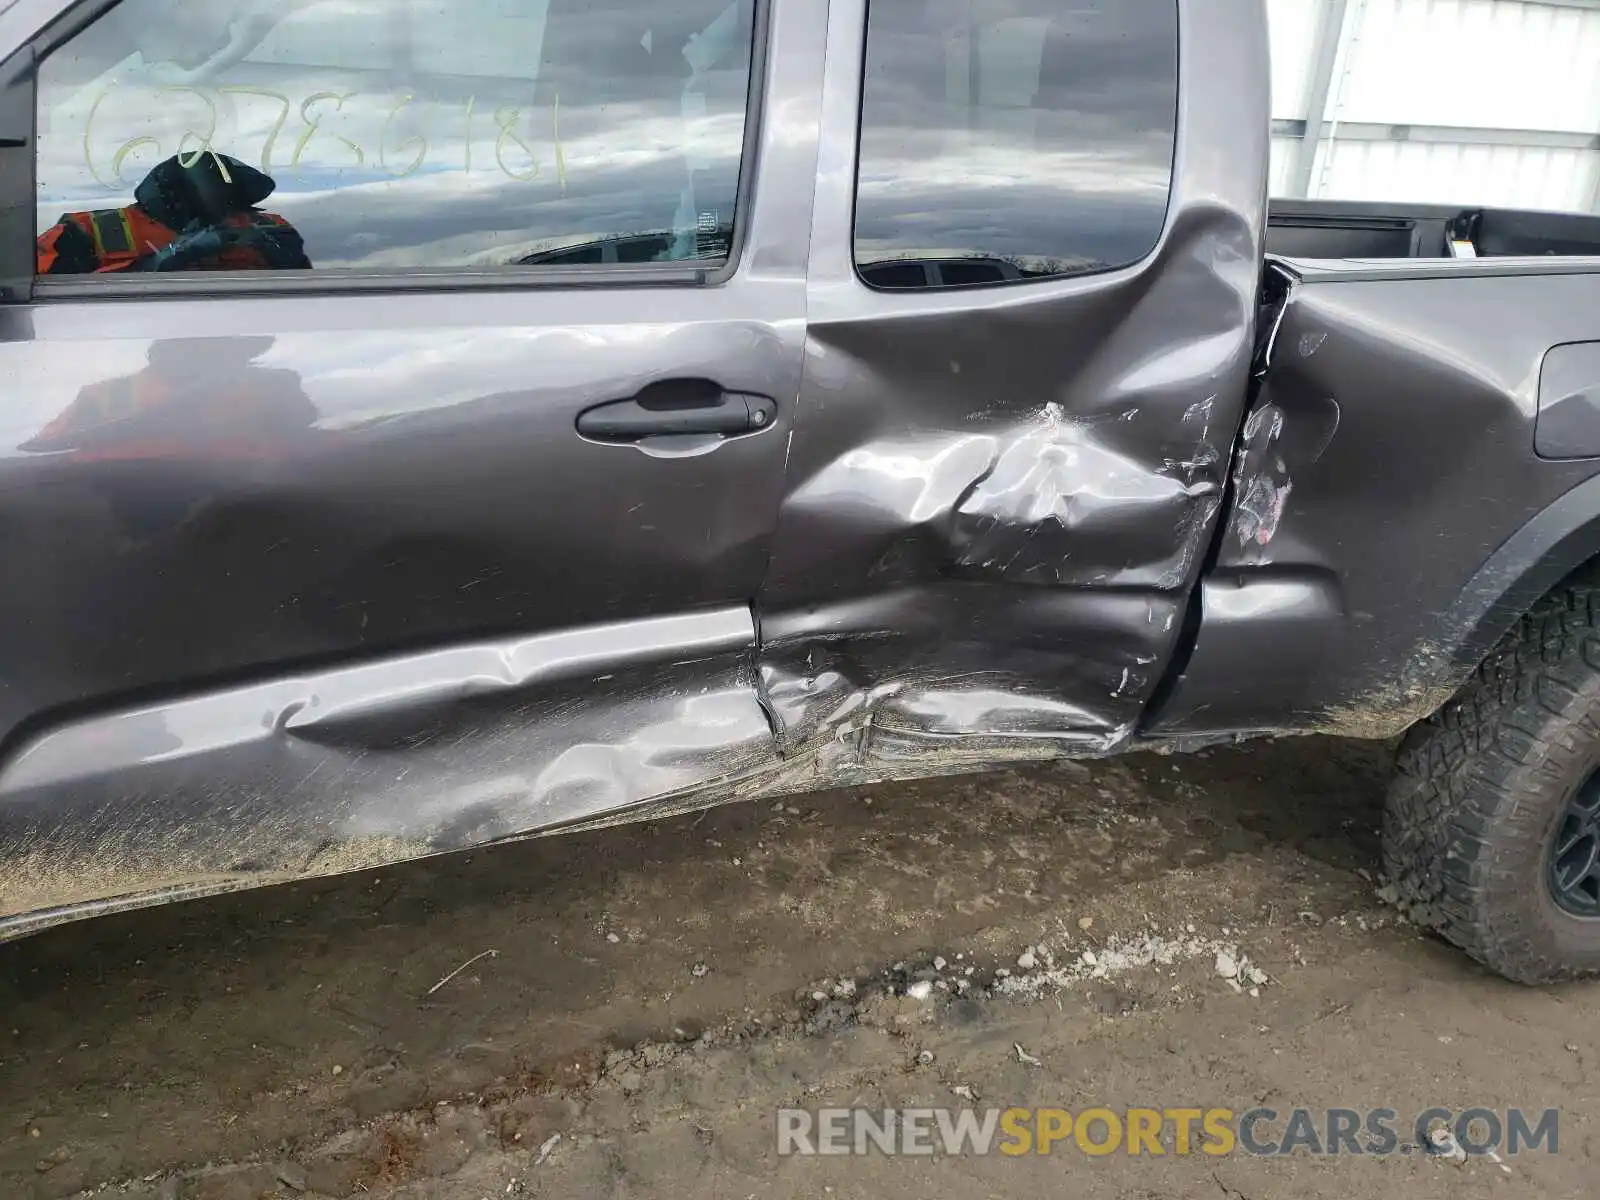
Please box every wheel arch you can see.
[1439,472,1600,692]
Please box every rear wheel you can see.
[1384,570,1600,983]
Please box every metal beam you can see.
[1593,138,1600,217]
[1273,118,1600,151]
[1289,0,1349,198]
[1277,0,1600,209]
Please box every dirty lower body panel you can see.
[552,593,1182,841]
[757,582,1181,759]
[0,608,776,938]
[0,582,1186,937]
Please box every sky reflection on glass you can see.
[854,0,1178,281]
[37,0,755,270]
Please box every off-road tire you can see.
[1385,571,1600,984]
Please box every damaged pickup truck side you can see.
[1,0,1600,984]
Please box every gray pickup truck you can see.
[1,0,1599,984]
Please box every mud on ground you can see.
[0,737,1594,1199]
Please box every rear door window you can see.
[36,0,756,276]
[853,0,1178,289]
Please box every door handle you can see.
[576,378,776,443]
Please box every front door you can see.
[0,0,825,925]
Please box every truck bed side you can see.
[1149,256,1600,739]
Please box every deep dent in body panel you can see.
[948,397,1223,587]
[785,236,1245,591]
[0,322,1239,929]
[0,613,777,932]
[740,208,1255,768]
[0,314,1241,928]
[1160,265,1600,742]
[0,2,1278,933]
[0,652,1130,937]
[1218,283,1459,736]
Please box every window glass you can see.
[35,0,755,276]
[854,0,1178,288]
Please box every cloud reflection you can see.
[36,0,754,270]
[854,0,1178,279]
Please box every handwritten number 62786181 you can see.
[82,82,566,188]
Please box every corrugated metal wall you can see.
[1268,0,1600,211]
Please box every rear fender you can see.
[1146,259,1600,740]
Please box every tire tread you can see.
[1385,568,1600,983]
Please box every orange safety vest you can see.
[36,206,299,274]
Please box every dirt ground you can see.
[1,736,1594,1199]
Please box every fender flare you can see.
[1437,472,1600,689]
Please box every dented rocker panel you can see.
[0,608,777,936]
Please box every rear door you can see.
[755,0,1270,773]
[0,0,824,923]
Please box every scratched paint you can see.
[747,199,1261,772]
[1226,403,1292,558]
[947,398,1222,586]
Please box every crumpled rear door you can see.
[753,0,1270,783]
